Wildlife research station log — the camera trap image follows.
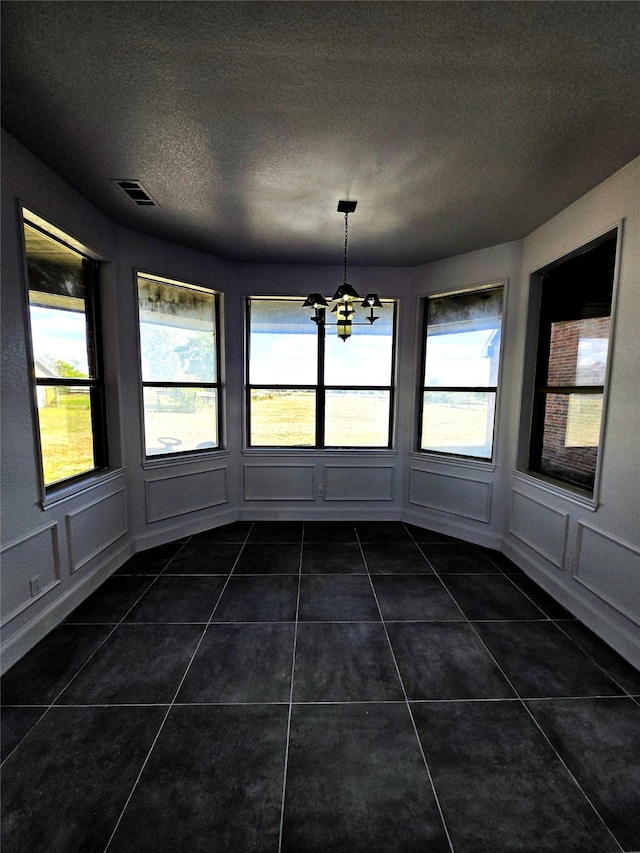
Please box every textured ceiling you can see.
[2,1,639,266]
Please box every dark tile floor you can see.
[2,520,639,853]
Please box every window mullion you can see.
[317,308,326,448]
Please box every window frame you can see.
[525,228,619,498]
[417,281,506,463]
[136,271,223,461]
[245,296,398,450]
[21,209,109,497]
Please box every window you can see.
[419,284,504,460]
[246,297,396,448]
[137,273,220,457]
[23,212,107,489]
[528,233,616,492]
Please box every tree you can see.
[54,358,86,378]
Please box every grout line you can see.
[403,522,626,853]
[551,620,639,700]
[0,542,200,765]
[358,526,456,853]
[276,522,304,853]
[101,521,255,853]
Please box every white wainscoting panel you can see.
[574,522,640,624]
[409,468,492,522]
[324,465,394,501]
[509,489,569,568]
[146,468,228,522]
[67,488,128,573]
[244,465,315,501]
[1,523,60,624]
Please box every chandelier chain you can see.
[344,212,349,284]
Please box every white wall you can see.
[404,241,523,548]
[502,157,640,665]
[2,129,638,671]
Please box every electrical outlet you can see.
[30,576,41,597]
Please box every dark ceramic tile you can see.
[412,700,620,853]
[363,542,434,574]
[114,541,186,575]
[1,706,165,853]
[372,576,463,621]
[526,697,640,851]
[232,542,300,574]
[298,576,380,621]
[189,521,253,544]
[442,574,545,620]
[56,625,202,705]
[421,543,499,574]
[479,546,525,574]
[211,575,298,622]
[176,623,295,703]
[302,543,366,574]
[124,576,226,623]
[387,622,515,700]
[1,624,112,705]
[355,520,412,543]
[247,520,303,543]
[474,621,624,698]
[509,575,575,619]
[107,705,288,852]
[64,576,154,623]
[161,542,242,574]
[281,703,450,853]
[557,620,640,694]
[404,523,460,544]
[303,520,357,543]
[0,707,47,762]
[293,622,403,701]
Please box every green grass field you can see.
[37,390,496,483]
[37,391,94,484]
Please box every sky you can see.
[29,306,89,374]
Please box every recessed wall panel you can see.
[67,488,128,572]
[146,468,227,522]
[574,523,640,623]
[1,523,60,623]
[509,489,568,568]
[324,466,394,501]
[409,468,491,522]
[244,465,315,501]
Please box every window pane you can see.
[143,387,218,456]
[36,386,95,485]
[325,390,390,447]
[325,304,394,386]
[26,223,93,379]
[539,392,602,488]
[138,279,217,383]
[421,391,496,458]
[29,305,90,378]
[425,288,502,388]
[249,389,315,446]
[548,318,610,387]
[249,300,317,384]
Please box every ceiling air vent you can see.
[113,179,158,206]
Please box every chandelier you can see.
[302,200,384,341]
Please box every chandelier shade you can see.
[302,200,384,341]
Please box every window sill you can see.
[512,470,599,511]
[409,451,496,472]
[42,467,126,510]
[242,448,398,458]
[142,450,230,470]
